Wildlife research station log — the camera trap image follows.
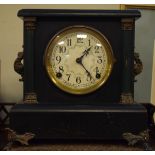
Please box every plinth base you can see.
[10,103,148,140]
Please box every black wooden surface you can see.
[35,17,122,103]
[10,103,147,140]
[121,29,135,95]
[18,9,141,18]
[24,23,35,95]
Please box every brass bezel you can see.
[44,25,115,95]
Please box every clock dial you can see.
[44,26,114,94]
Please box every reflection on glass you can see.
[77,34,87,39]
[96,43,102,47]
[58,41,64,45]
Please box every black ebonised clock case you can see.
[10,9,148,140]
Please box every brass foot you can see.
[2,128,35,150]
[123,130,152,151]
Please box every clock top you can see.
[18,9,141,18]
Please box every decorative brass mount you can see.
[120,93,134,104]
[14,52,24,81]
[24,17,36,30]
[123,130,152,151]
[121,18,134,30]
[2,128,35,151]
[24,92,38,104]
[134,52,143,81]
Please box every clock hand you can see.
[78,46,91,61]
[76,57,93,79]
[76,46,91,66]
[81,62,92,79]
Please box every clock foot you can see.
[1,128,35,150]
[123,130,153,151]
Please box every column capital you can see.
[121,18,134,30]
[24,17,36,30]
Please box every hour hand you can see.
[83,47,91,57]
[78,46,92,61]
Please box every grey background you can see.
[134,9,155,103]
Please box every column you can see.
[120,18,135,104]
[23,17,38,104]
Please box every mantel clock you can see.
[11,9,148,140]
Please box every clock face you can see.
[44,26,114,94]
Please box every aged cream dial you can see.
[44,26,115,94]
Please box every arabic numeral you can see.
[76,77,81,84]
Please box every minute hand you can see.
[80,62,92,78]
